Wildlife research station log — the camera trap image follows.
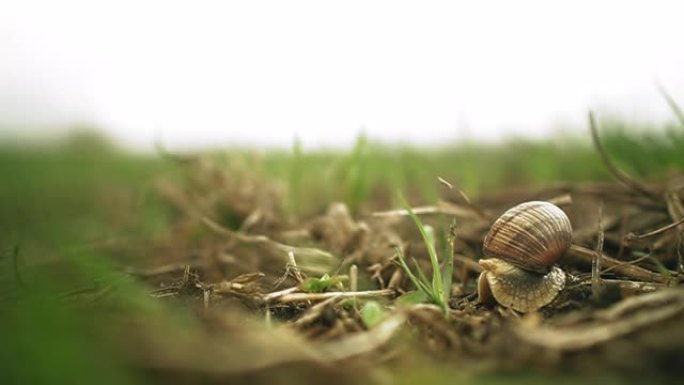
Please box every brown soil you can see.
[116,155,684,385]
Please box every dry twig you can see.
[273,289,395,304]
[591,202,605,300]
[588,111,660,201]
[567,244,671,283]
[623,217,684,245]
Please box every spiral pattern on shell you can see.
[482,201,572,273]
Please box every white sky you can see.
[1,0,684,150]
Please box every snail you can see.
[477,201,572,312]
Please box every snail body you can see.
[478,201,572,312]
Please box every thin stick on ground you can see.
[600,251,654,275]
[273,289,395,304]
[588,111,660,201]
[293,296,340,327]
[568,244,672,283]
[262,286,300,302]
[591,202,605,301]
[577,279,663,293]
[371,203,482,219]
[623,217,684,245]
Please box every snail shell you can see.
[478,201,572,312]
[482,201,572,274]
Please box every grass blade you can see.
[398,195,444,299]
[394,246,432,295]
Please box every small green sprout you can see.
[360,300,386,328]
[395,195,456,316]
[299,273,346,293]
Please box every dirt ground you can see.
[115,152,684,385]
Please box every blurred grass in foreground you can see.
[1,119,684,384]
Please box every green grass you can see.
[394,196,455,315]
[0,133,179,385]
[248,121,684,215]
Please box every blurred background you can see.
[2,0,684,150]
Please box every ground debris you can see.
[513,289,684,351]
[128,154,684,381]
